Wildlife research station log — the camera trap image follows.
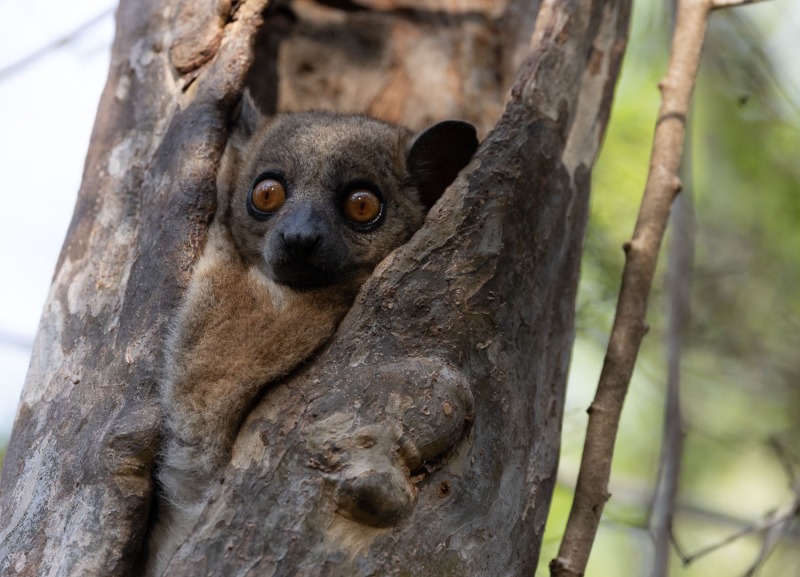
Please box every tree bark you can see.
[0,1,269,574]
[0,0,630,575]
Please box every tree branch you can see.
[711,0,770,10]
[551,0,735,574]
[673,501,800,565]
[650,158,694,577]
[0,8,114,82]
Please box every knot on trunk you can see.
[303,357,473,527]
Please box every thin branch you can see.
[671,442,800,570]
[711,0,771,9]
[742,513,790,577]
[0,8,114,82]
[551,0,723,575]
[0,329,34,351]
[674,513,767,563]
[648,14,693,575]
[650,138,694,577]
[738,446,800,575]
[672,501,800,565]
[557,469,800,539]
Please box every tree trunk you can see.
[0,1,630,575]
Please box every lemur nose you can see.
[282,229,321,255]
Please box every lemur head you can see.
[218,98,478,290]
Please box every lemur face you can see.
[222,109,478,290]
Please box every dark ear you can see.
[234,89,265,139]
[406,120,479,209]
[218,90,267,214]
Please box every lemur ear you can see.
[218,90,269,213]
[406,120,479,209]
[234,89,265,139]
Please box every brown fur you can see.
[161,224,359,493]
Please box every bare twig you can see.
[669,440,800,570]
[555,464,800,570]
[672,501,800,565]
[742,512,790,577]
[649,0,695,554]
[738,444,800,575]
[0,8,114,82]
[650,143,694,577]
[735,440,800,574]
[550,0,764,575]
[557,466,800,539]
[0,329,34,351]
[711,0,770,9]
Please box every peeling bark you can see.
[0,0,630,575]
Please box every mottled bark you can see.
[0,1,269,574]
[0,0,630,576]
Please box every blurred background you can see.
[0,0,115,450]
[0,1,798,575]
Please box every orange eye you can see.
[343,190,382,225]
[250,179,286,214]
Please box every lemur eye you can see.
[343,190,382,226]
[250,179,286,214]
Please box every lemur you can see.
[145,95,478,575]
